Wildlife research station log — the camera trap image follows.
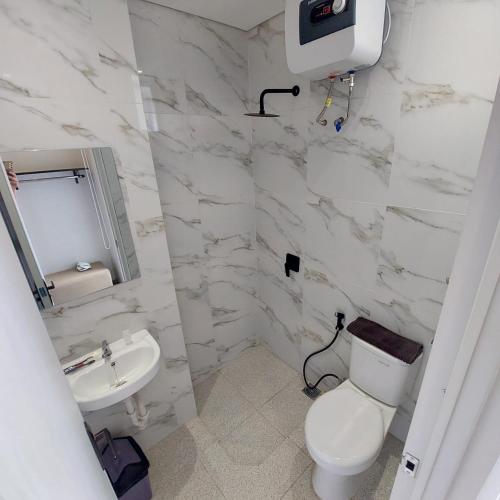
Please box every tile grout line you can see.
[280,463,315,500]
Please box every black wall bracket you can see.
[285,253,300,277]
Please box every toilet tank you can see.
[349,335,421,407]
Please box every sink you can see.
[63,330,160,412]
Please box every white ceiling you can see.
[145,0,285,31]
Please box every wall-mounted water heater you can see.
[285,0,387,80]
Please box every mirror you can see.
[0,147,140,309]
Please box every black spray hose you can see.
[303,312,345,391]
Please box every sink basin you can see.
[63,330,160,412]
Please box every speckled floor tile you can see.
[220,345,296,406]
[146,418,221,499]
[194,372,254,439]
[282,464,317,500]
[261,376,313,436]
[220,411,285,465]
[352,434,403,500]
[289,424,307,454]
[201,438,312,500]
[149,348,403,500]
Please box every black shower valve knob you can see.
[285,253,300,277]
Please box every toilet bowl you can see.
[305,380,396,500]
[303,325,423,500]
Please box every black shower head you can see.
[245,112,281,118]
[245,85,300,118]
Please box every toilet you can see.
[305,333,422,500]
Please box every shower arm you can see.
[259,86,300,115]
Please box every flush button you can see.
[332,0,347,14]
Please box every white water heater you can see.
[285,0,386,80]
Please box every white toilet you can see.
[305,334,421,500]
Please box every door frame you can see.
[0,160,53,309]
[391,79,500,499]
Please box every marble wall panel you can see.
[129,0,257,383]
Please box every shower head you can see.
[245,85,300,118]
[245,112,281,118]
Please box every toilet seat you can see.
[305,381,391,476]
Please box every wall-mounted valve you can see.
[315,72,356,132]
[333,72,355,133]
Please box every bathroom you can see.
[1,0,500,499]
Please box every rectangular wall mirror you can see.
[0,147,140,309]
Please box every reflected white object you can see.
[305,335,421,499]
[63,330,160,413]
[76,261,92,272]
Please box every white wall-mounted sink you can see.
[63,330,160,412]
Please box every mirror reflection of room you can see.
[0,148,140,309]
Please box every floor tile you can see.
[146,418,221,500]
[148,348,403,500]
[220,411,285,466]
[261,375,313,436]
[201,438,312,500]
[353,434,404,500]
[194,372,254,439]
[282,464,318,500]
[220,345,296,406]
[289,424,307,454]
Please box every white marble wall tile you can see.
[179,15,249,116]
[161,199,218,381]
[210,279,257,363]
[149,115,197,204]
[386,0,500,213]
[128,0,183,78]
[387,85,493,213]
[162,201,203,259]
[406,0,500,102]
[90,0,142,104]
[200,199,258,365]
[190,115,253,203]
[307,95,400,204]
[375,207,464,341]
[140,75,188,115]
[252,113,308,202]
[0,0,104,101]
[129,0,255,385]
[171,259,217,385]
[128,0,186,113]
[257,274,303,373]
[305,197,384,290]
[256,187,305,268]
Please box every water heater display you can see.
[299,0,355,46]
[311,2,335,24]
[286,0,386,80]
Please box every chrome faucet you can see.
[101,340,112,362]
